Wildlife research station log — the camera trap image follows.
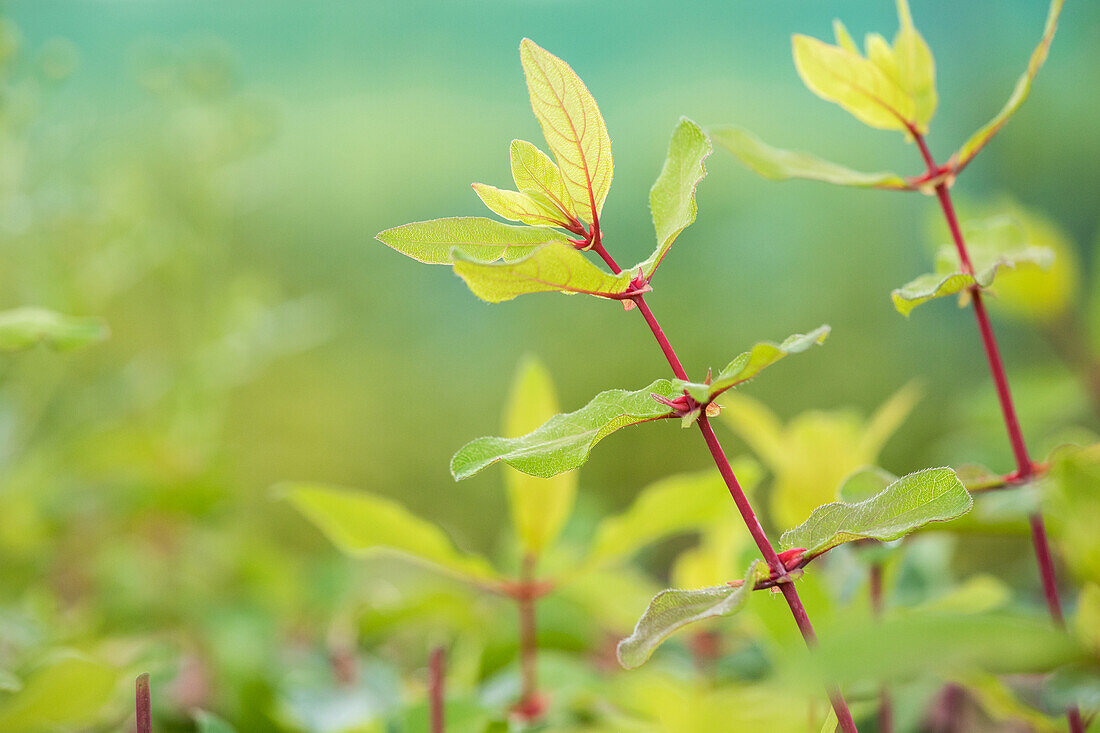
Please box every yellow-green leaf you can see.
[376,217,565,265]
[892,0,937,129]
[452,242,631,303]
[281,483,499,582]
[520,39,613,223]
[0,654,118,733]
[509,139,578,224]
[503,356,577,556]
[471,183,572,228]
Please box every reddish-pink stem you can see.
[517,554,540,715]
[429,647,445,733]
[914,132,1082,733]
[136,673,152,733]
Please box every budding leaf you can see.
[503,356,577,556]
[675,326,830,403]
[451,379,677,480]
[616,560,768,670]
[0,307,108,352]
[780,467,972,559]
[509,140,579,224]
[710,126,910,190]
[520,39,613,223]
[471,183,573,228]
[953,0,1065,174]
[376,217,565,265]
[281,483,499,582]
[451,242,632,303]
[635,117,711,278]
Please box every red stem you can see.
[429,647,445,733]
[517,554,540,714]
[135,673,151,733]
[914,133,1083,733]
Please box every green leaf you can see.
[892,0,937,128]
[281,483,499,582]
[471,183,572,228]
[953,0,1065,173]
[587,469,731,567]
[451,242,632,303]
[375,217,565,265]
[0,308,108,352]
[0,654,118,733]
[792,33,915,132]
[503,356,577,556]
[616,561,768,669]
[451,379,677,480]
[837,466,897,503]
[780,467,972,559]
[520,39,613,223]
[195,710,239,733]
[509,139,579,225]
[675,326,830,403]
[636,117,711,278]
[709,125,910,190]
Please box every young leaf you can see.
[616,560,768,669]
[709,126,911,190]
[952,0,1065,174]
[376,217,565,265]
[792,33,915,132]
[0,654,118,732]
[470,183,572,228]
[675,326,830,403]
[892,0,937,128]
[503,356,578,556]
[451,242,632,303]
[510,139,578,224]
[0,307,108,352]
[780,467,972,559]
[520,39,613,223]
[280,483,499,582]
[587,469,732,567]
[451,379,677,480]
[636,117,711,278]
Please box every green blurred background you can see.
[1,0,1098,729]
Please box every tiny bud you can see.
[704,402,721,417]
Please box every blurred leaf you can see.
[1043,443,1100,584]
[960,674,1060,733]
[891,0,937,128]
[837,466,897,503]
[0,654,118,733]
[1044,666,1100,714]
[587,469,737,567]
[671,521,748,590]
[520,38,612,222]
[616,561,768,669]
[452,242,632,303]
[914,574,1011,614]
[953,0,1066,173]
[710,125,910,189]
[1075,583,1100,654]
[0,307,108,352]
[195,710,239,733]
[675,326,830,403]
[509,139,578,224]
[451,379,676,480]
[471,183,572,228]
[637,117,711,278]
[375,217,561,265]
[281,484,499,582]
[954,464,1006,491]
[502,356,577,556]
[781,467,972,558]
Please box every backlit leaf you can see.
[376,217,565,265]
[0,307,108,352]
[471,183,572,228]
[281,483,499,582]
[520,39,613,223]
[953,0,1065,173]
[509,139,579,224]
[710,126,910,190]
[892,0,937,128]
[503,356,577,556]
[780,467,972,559]
[0,654,118,733]
[451,379,677,480]
[451,242,632,303]
[617,561,768,669]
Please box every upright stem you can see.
[517,554,539,712]
[869,563,893,733]
[914,133,1083,733]
[429,647,445,733]
[135,673,152,733]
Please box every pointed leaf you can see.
[376,217,565,265]
[792,33,915,132]
[710,126,910,190]
[281,483,499,582]
[892,0,937,128]
[0,654,118,733]
[471,183,572,228]
[617,561,768,669]
[503,356,577,556]
[451,379,677,480]
[0,308,108,352]
[953,0,1065,174]
[675,326,830,403]
[509,139,578,224]
[780,467,972,559]
[451,242,632,303]
[637,117,711,278]
[520,39,613,223]
[833,20,858,54]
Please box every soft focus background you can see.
[1,1,1098,730]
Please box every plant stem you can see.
[517,553,539,713]
[869,563,893,733]
[913,133,1084,733]
[589,240,858,732]
[429,647,445,733]
[135,673,151,733]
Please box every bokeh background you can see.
[1,0,1098,730]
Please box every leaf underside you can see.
[375,217,565,265]
[451,242,632,303]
